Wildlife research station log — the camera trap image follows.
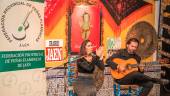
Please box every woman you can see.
[74,40,105,96]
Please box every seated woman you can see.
[74,40,105,96]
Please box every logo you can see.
[12,9,33,40]
[1,1,43,47]
[45,40,64,62]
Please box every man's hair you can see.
[126,38,139,45]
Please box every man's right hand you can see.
[117,65,127,72]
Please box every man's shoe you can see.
[159,79,169,85]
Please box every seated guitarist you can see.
[106,38,169,96]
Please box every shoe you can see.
[159,79,169,85]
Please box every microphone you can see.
[90,53,97,57]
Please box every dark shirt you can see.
[106,49,141,70]
[77,55,105,74]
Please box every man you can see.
[106,38,169,96]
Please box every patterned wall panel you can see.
[46,68,66,96]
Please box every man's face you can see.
[127,41,138,54]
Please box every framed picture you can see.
[68,5,102,54]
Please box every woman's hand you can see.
[96,46,104,60]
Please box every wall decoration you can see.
[68,4,102,54]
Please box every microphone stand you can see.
[43,55,85,72]
[43,55,84,96]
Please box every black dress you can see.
[73,55,104,96]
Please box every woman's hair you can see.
[126,38,139,45]
[80,39,91,56]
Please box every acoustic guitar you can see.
[111,58,170,79]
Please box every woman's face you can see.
[85,42,93,55]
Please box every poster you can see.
[0,0,44,72]
[69,5,102,54]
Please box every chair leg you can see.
[136,87,143,96]
[127,86,132,96]
[113,84,117,96]
[113,84,121,96]
[118,84,121,96]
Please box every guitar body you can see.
[111,58,138,79]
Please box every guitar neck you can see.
[129,64,139,68]
[129,63,170,72]
[129,61,158,67]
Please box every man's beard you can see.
[128,50,136,54]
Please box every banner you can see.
[0,0,44,72]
